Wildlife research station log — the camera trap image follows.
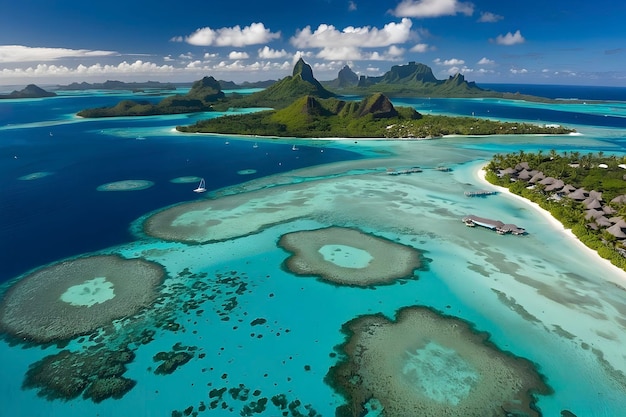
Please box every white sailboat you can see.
[292,144,298,151]
[193,178,207,193]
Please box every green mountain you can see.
[322,65,359,88]
[178,93,420,137]
[336,61,568,102]
[77,76,225,117]
[232,58,335,109]
[0,84,56,99]
[344,61,485,97]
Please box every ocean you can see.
[0,85,625,416]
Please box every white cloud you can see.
[0,45,117,63]
[477,57,494,65]
[494,30,525,46]
[228,51,250,60]
[163,55,175,62]
[316,46,405,61]
[258,46,288,59]
[434,58,465,66]
[204,52,219,59]
[184,22,280,47]
[510,68,528,74]
[392,0,474,18]
[410,43,430,53]
[291,18,413,48]
[478,11,503,22]
[349,1,357,11]
[1,60,175,77]
[179,52,194,60]
[170,36,184,43]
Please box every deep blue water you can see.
[396,96,626,130]
[481,83,626,102]
[0,94,362,283]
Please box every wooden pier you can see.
[464,190,497,197]
[386,167,422,175]
[462,215,526,235]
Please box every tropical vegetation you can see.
[485,150,626,270]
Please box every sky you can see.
[1,0,625,86]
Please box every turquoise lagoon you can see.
[0,88,625,416]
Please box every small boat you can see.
[253,143,258,148]
[292,144,298,151]
[193,178,207,193]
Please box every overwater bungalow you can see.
[462,215,526,235]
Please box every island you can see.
[484,151,626,270]
[0,84,56,99]
[77,76,224,117]
[57,80,176,92]
[324,62,581,103]
[178,59,574,138]
[77,58,575,138]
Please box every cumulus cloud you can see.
[494,30,525,46]
[434,58,465,66]
[291,18,413,48]
[478,11,503,22]
[0,45,117,63]
[477,57,495,65]
[1,60,175,77]
[228,51,250,59]
[183,22,280,47]
[410,43,431,53]
[258,46,288,59]
[316,45,405,61]
[392,0,474,18]
[510,68,528,74]
[204,52,219,59]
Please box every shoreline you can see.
[474,164,626,282]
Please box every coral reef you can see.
[328,307,550,416]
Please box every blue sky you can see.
[1,0,625,86]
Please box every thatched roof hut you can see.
[515,162,530,171]
[545,179,565,192]
[529,172,545,183]
[588,190,603,201]
[610,195,626,204]
[561,184,577,194]
[607,223,626,239]
[585,209,604,220]
[603,206,617,215]
[596,216,613,227]
[517,169,532,180]
[583,198,603,210]
[567,188,589,201]
[498,167,517,177]
[539,176,557,185]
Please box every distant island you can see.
[77,76,224,117]
[57,80,176,92]
[0,84,56,99]
[178,60,574,138]
[323,62,572,103]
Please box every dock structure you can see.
[464,190,497,197]
[386,167,422,175]
[462,215,526,235]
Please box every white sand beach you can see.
[474,164,626,283]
